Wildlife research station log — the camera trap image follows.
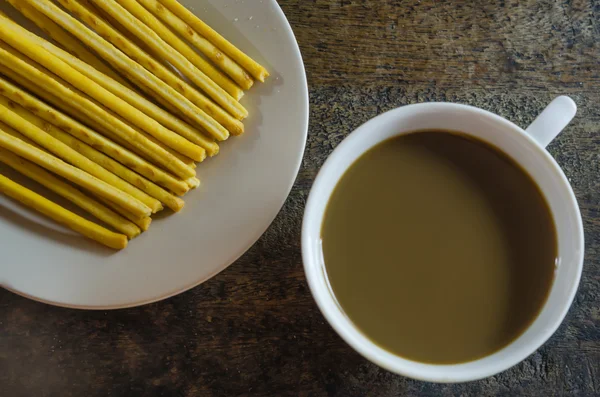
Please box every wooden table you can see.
[2,1,599,395]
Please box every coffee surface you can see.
[321,131,557,364]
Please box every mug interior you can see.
[302,103,584,382]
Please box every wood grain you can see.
[1,0,599,396]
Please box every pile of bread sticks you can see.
[0,0,268,249]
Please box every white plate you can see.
[0,0,308,309]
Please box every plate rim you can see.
[1,0,309,310]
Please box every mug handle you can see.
[525,96,577,148]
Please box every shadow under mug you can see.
[302,97,584,383]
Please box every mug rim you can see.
[301,102,584,383]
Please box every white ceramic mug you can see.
[302,97,584,383]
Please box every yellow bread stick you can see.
[0,45,196,185]
[84,0,187,81]
[88,0,199,93]
[97,197,153,232]
[83,0,225,97]
[0,98,161,213]
[59,77,200,169]
[0,45,197,180]
[158,0,269,82]
[116,0,244,97]
[0,40,198,180]
[86,105,199,168]
[140,0,255,90]
[185,177,201,189]
[84,0,155,54]
[79,108,198,170]
[92,101,201,167]
[132,215,152,232]
[0,148,140,239]
[0,113,152,219]
[42,80,198,169]
[0,73,190,196]
[0,43,195,180]
[7,66,197,169]
[0,171,128,249]
[28,0,236,138]
[61,0,243,132]
[91,0,247,120]
[1,3,133,91]
[49,105,195,190]
[1,96,184,212]
[0,85,168,211]
[121,71,221,149]
[0,18,206,166]
[64,106,194,199]
[0,121,39,148]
